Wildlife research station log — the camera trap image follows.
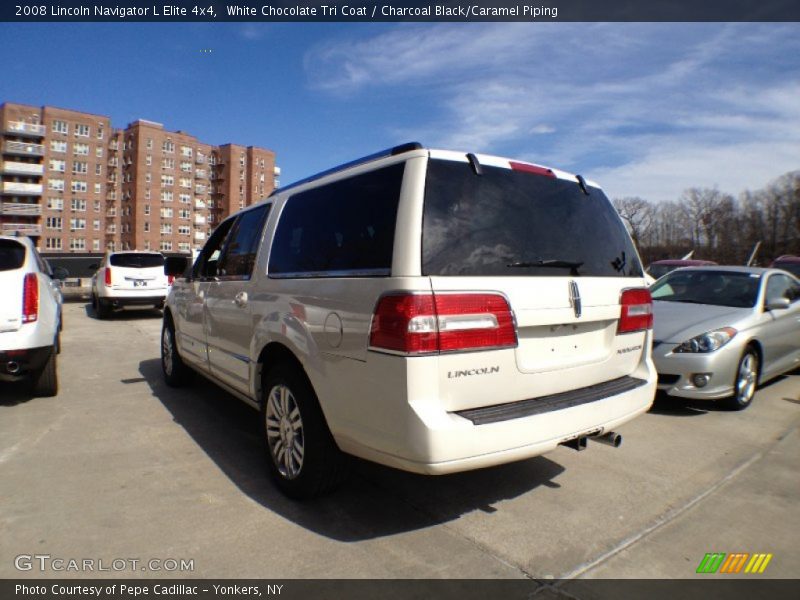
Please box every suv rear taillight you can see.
[22,272,39,323]
[369,293,517,354]
[105,267,112,286]
[618,288,653,334]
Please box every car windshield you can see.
[421,159,642,277]
[0,239,26,271]
[650,270,760,308]
[109,253,164,268]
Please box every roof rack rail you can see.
[270,142,423,197]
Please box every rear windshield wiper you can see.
[507,259,584,275]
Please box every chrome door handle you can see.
[234,291,248,307]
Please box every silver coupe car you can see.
[651,266,800,409]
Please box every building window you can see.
[146,154,152,166]
[161,191,173,203]
[48,179,65,192]
[71,181,88,193]
[162,140,175,153]
[72,161,88,174]
[46,217,63,230]
[178,242,191,253]
[71,199,87,211]
[95,164,102,176]
[180,177,191,188]
[94,200,100,212]
[49,159,66,173]
[106,224,116,234]
[47,197,64,211]
[160,207,173,218]
[75,124,90,137]
[146,138,153,149]
[52,120,68,134]
[179,209,190,219]
[144,222,150,233]
[178,225,191,236]
[97,126,104,140]
[160,224,172,235]
[160,241,173,252]
[162,158,175,170]
[180,193,191,204]
[161,175,174,186]
[69,238,86,251]
[180,146,193,157]
[92,239,100,251]
[93,220,100,231]
[46,237,63,250]
[73,143,89,156]
[96,147,103,158]
[144,189,151,200]
[94,183,101,194]
[145,173,152,183]
[144,205,151,215]
[181,161,192,172]
[50,140,67,153]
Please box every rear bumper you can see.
[336,371,657,475]
[0,346,52,382]
[102,294,166,308]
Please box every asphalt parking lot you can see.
[1,302,798,581]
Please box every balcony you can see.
[194,231,206,241]
[195,155,205,164]
[1,182,43,195]
[0,160,44,176]
[194,199,206,209]
[5,121,46,137]
[194,185,206,194]
[1,222,42,236]
[0,202,42,216]
[195,169,207,179]
[194,215,206,225]
[273,166,281,176]
[3,140,45,157]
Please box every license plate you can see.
[133,280,147,287]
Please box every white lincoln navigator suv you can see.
[162,144,657,498]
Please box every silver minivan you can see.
[162,143,657,498]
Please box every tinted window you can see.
[269,164,404,277]
[774,262,800,278]
[651,270,760,308]
[648,264,673,280]
[217,204,270,279]
[0,239,26,271]
[110,253,164,268]
[193,218,236,279]
[422,160,643,277]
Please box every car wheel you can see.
[727,348,758,410]
[261,363,349,499]
[95,297,111,319]
[31,347,58,397]
[161,321,190,387]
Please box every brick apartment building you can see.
[0,101,279,254]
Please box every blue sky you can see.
[2,22,799,202]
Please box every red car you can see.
[647,259,717,280]
[770,255,800,278]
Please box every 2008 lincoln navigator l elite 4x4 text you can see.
[162,144,657,498]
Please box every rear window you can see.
[774,262,800,278]
[0,239,26,271]
[422,159,643,277]
[269,163,404,277]
[109,253,165,268]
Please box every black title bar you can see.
[4,0,800,22]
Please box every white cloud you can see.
[305,23,800,202]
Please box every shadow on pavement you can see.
[138,357,566,542]
[82,302,163,321]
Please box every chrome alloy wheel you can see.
[735,352,757,405]
[266,384,305,479]
[161,327,174,376]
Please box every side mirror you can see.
[165,256,189,278]
[52,267,70,280]
[765,297,791,311]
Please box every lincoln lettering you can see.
[448,366,500,379]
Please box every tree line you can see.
[613,170,800,267]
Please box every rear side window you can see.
[422,159,643,277]
[269,163,404,277]
[0,239,26,271]
[110,253,165,268]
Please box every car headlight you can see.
[673,327,737,353]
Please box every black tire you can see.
[726,348,758,410]
[31,347,58,397]
[161,320,190,387]
[93,294,111,319]
[261,363,349,499]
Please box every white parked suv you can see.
[0,235,64,397]
[162,143,657,498]
[91,251,170,319]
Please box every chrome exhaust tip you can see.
[7,361,20,375]
[560,436,588,452]
[593,432,622,448]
